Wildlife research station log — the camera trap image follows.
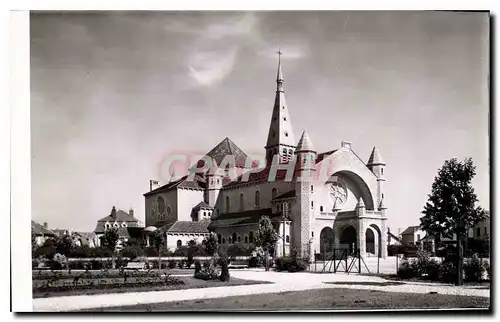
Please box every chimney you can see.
[111,206,117,219]
[43,222,48,229]
[129,208,134,217]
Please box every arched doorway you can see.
[320,227,334,258]
[369,224,382,258]
[366,228,375,255]
[340,225,357,254]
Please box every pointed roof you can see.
[265,53,296,150]
[356,197,365,208]
[200,137,250,169]
[367,146,385,166]
[295,130,315,153]
[193,201,214,210]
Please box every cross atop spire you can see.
[276,49,284,85]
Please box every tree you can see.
[55,234,75,257]
[254,216,279,271]
[420,158,486,286]
[154,231,165,271]
[202,232,219,256]
[101,228,120,268]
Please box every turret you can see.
[356,197,366,217]
[294,129,317,179]
[205,158,223,207]
[367,146,386,211]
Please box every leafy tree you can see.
[55,234,75,257]
[31,231,37,257]
[154,231,165,270]
[202,232,219,256]
[101,228,120,268]
[254,216,279,271]
[420,158,486,285]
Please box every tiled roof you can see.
[401,226,420,235]
[143,175,205,196]
[159,221,211,234]
[273,190,296,201]
[367,146,385,165]
[31,221,56,237]
[295,130,315,152]
[94,208,140,233]
[208,208,291,229]
[194,137,251,169]
[223,166,295,189]
[193,201,214,210]
[316,150,338,163]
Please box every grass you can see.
[33,276,271,299]
[84,288,490,311]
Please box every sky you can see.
[30,11,490,233]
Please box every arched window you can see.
[249,231,254,243]
[239,193,244,211]
[255,191,260,207]
[203,211,207,217]
[320,206,324,212]
[167,207,171,217]
[311,185,314,193]
[311,201,314,209]
[286,235,290,243]
[225,196,230,213]
[244,236,248,243]
[272,188,278,199]
[237,235,241,243]
[228,237,232,244]
[217,234,222,244]
[121,222,127,228]
[288,149,293,155]
[232,233,237,244]
[176,240,182,248]
[157,196,166,215]
[113,222,119,228]
[222,237,226,244]
[381,168,384,175]
[104,223,111,231]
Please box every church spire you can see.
[265,50,296,164]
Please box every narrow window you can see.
[286,235,290,243]
[311,201,314,209]
[284,117,287,121]
[284,131,288,137]
[272,188,278,199]
[255,190,260,207]
[312,231,314,238]
[232,233,237,244]
[222,237,226,244]
[311,185,314,193]
[217,234,222,244]
[226,196,230,213]
[381,168,384,175]
[245,236,248,243]
[320,206,323,212]
[249,231,254,243]
[477,228,481,237]
[237,235,241,243]
[176,240,182,248]
[239,193,244,211]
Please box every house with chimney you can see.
[93,206,144,247]
[31,221,57,246]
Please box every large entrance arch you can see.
[320,227,334,256]
[339,225,357,254]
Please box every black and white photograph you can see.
[8,8,492,313]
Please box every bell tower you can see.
[265,50,296,165]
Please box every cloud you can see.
[188,47,238,87]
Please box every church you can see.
[143,55,388,260]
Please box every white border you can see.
[5,1,497,318]
[10,10,32,313]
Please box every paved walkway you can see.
[32,269,490,311]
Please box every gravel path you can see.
[32,269,490,312]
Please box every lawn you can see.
[84,288,490,311]
[33,275,270,299]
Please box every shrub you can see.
[219,252,230,282]
[483,261,491,280]
[168,261,177,269]
[463,255,484,282]
[275,256,308,272]
[194,260,202,275]
[438,261,457,284]
[397,260,417,279]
